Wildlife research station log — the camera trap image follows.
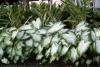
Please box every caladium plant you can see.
[0,18,99,65]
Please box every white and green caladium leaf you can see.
[6,47,12,54]
[24,49,32,56]
[16,42,23,49]
[51,34,60,43]
[42,36,52,47]
[51,43,59,56]
[17,31,25,39]
[13,56,20,63]
[38,45,43,53]
[61,32,76,45]
[22,33,30,40]
[76,21,89,31]
[31,34,42,42]
[25,39,33,47]
[91,30,96,41]
[61,39,69,47]
[1,32,9,37]
[58,29,69,34]
[20,24,32,30]
[11,30,19,39]
[81,31,90,41]
[45,48,51,58]
[25,29,35,34]
[42,59,47,63]
[75,21,89,35]
[33,48,39,54]
[95,40,100,54]
[4,37,12,46]
[77,40,91,56]
[70,47,79,62]
[8,27,16,32]
[31,18,41,29]
[75,61,79,66]
[76,21,87,27]
[0,43,4,49]
[16,50,22,56]
[33,42,39,47]
[95,28,100,38]
[48,22,64,33]
[49,55,56,63]
[11,48,16,57]
[57,44,62,55]
[36,53,43,60]
[86,59,92,65]
[61,46,69,56]
[0,47,3,58]
[1,57,10,64]
[36,29,47,35]
[0,37,3,42]
[0,27,4,31]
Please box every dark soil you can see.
[0,59,99,67]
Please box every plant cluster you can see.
[0,0,100,28]
[0,4,31,28]
[0,18,99,65]
[0,0,100,65]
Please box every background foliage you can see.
[0,0,100,28]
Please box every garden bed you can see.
[0,0,100,66]
[0,62,100,67]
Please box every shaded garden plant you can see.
[0,1,99,65]
[0,18,99,66]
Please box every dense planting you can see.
[0,18,99,65]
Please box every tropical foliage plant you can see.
[0,0,100,66]
[0,18,99,66]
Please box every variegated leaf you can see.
[62,32,76,45]
[36,53,43,60]
[11,30,19,39]
[0,47,3,58]
[51,34,60,43]
[36,29,47,34]
[70,47,79,62]
[81,31,90,41]
[42,36,52,47]
[17,31,25,39]
[31,34,41,42]
[61,46,69,56]
[61,39,69,46]
[95,40,100,54]
[91,30,96,41]
[20,24,32,30]
[32,18,41,29]
[25,39,33,47]
[77,40,91,56]
[51,43,59,56]
[48,22,64,33]
[45,48,50,58]
[1,57,10,64]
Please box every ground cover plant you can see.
[0,0,99,66]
